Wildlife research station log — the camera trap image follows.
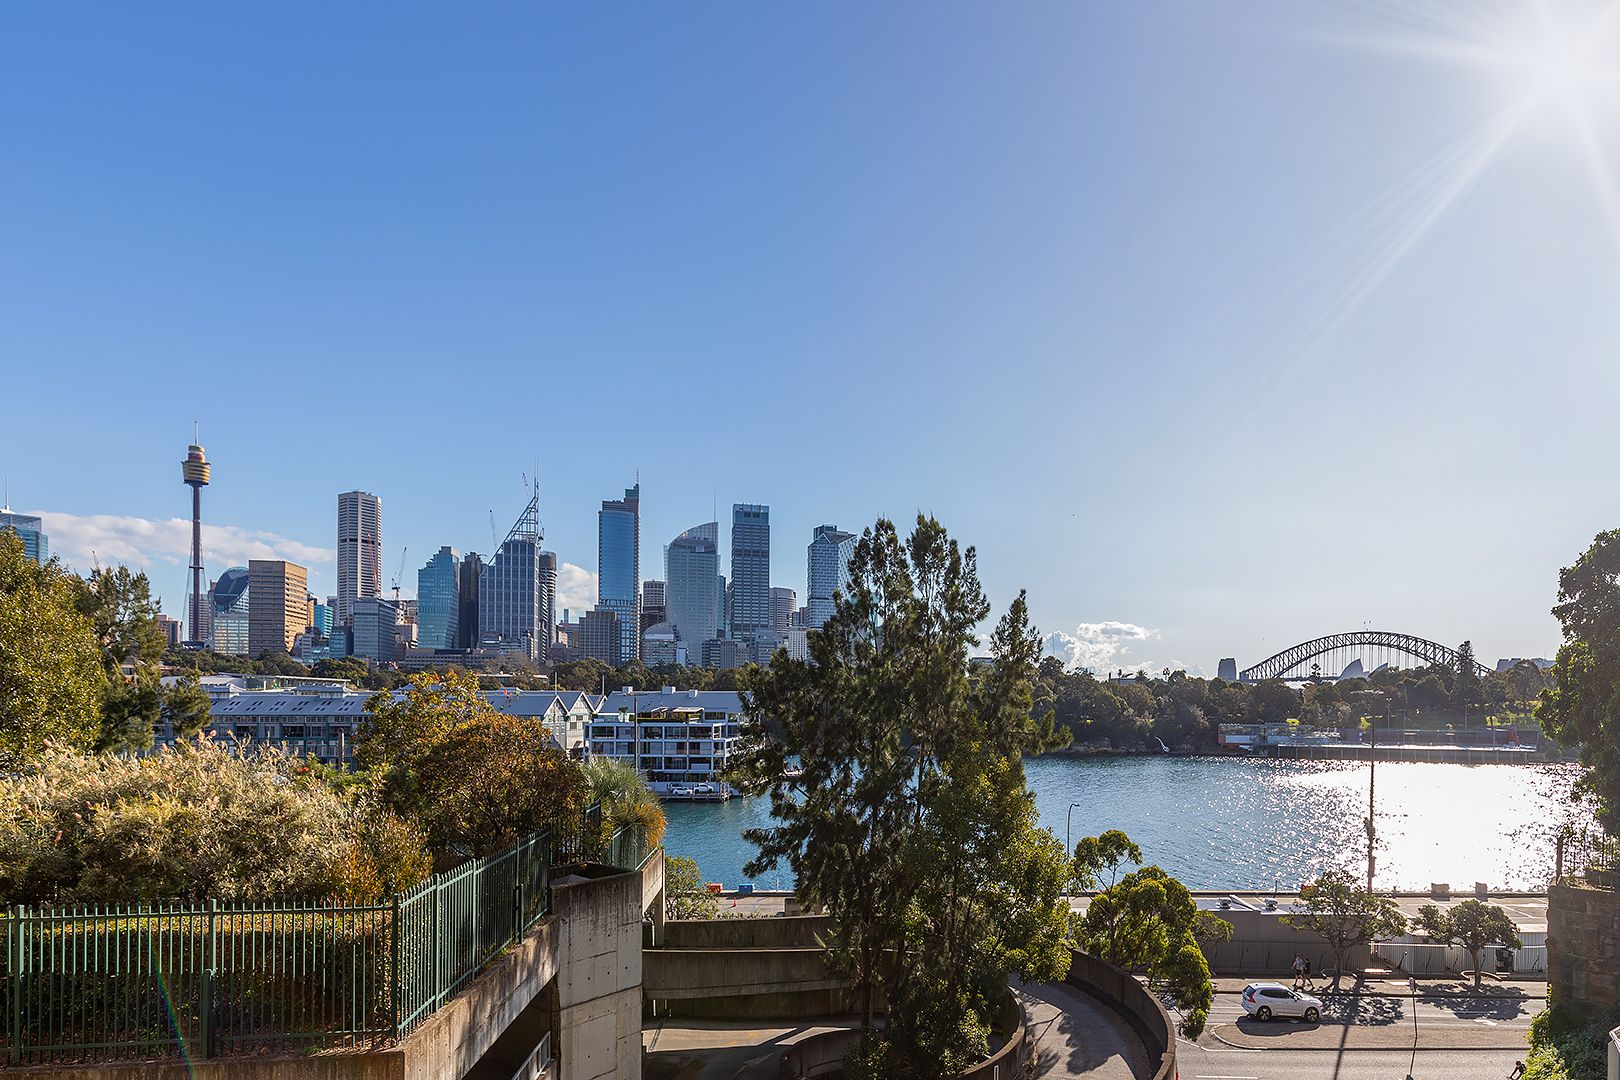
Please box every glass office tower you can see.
[597,484,640,664]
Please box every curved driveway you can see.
[1016,979,1152,1079]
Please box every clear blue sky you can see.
[4,1,1618,673]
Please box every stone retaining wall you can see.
[1549,881,1620,1013]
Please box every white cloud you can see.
[556,561,597,616]
[1043,621,1159,674]
[30,510,333,579]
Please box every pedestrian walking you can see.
[1292,953,1304,990]
[1302,956,1315,991]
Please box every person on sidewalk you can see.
[1302,956,1315,991]
[1292,953,1305,990]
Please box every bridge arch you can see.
[1238,631,1491,682]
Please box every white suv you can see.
[1241,982,1322,1022]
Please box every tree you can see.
[733,516,1072,1078]
[1455,640,1481,710]
[312,657,370,683]
[582,758,667,849]
[1071,829,1142,892]
[1070,848,1227,1038]
[357,670,588,857]
[1282,870,1407,990]
[0,533,105,768]
[75,565,166,674]
[664,854,719,920]
[551,658,611,691]
[1416,900,1521,989]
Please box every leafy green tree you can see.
[550,658,612,691]
[1455,640,1481,709]
[1071,829,1142,892]
[312,657,370,683]
[664,854,719,920]
[1071,850,1226,1038]
[734,516,1071,1078]
[96,673,162,754]
[162,677,213,742]
[357,670,587,857]
[1539,530,1620,832]
[0,533,105,767]
[582,758,667,848]
[1282,870,1407,990]
[1416,900,1521,989]
[76,565,166,673]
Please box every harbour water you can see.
[661,756,1581,892]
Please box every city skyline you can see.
[7,4,1618,672]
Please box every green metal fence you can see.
[1,811,653,1066]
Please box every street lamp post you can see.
[1065,803,1084,858]
[1405,975,1419,1080]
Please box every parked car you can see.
[1240,983,1322,1022]
[670,785,694,797]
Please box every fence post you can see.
[203,898,218,1058]
[8,905,22,1066]
[390,893,403,1040]
[431,878,441,1012]
[513,838,524,944]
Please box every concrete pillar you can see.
[650,886,666,946]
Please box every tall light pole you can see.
[1066,802,1084,859]
[1405,975,1418,1080]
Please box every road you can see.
[1176,1044,1526,1080]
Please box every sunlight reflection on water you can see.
[661,756,1581,890]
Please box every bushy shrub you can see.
[1525,1002,1612,1080]
[0,739,430,905]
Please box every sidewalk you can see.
[1214,975,1547,1000]
[1210,1022,1530,1051]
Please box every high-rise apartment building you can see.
[417,547,460,650]
[665,523,719,660]
[156,615,182,648]
[579,608,621,666]
[539,551,558,656]
[806,524,857,629]
[336,491,382,626]
[479,492,544,663]
[0,508,48,565]
[247,560,309,656]
[729,504,770,639]
[597,484,640,664]
[770,587,796,634]
[640,580,667,632]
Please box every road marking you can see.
[1195,1075,1260,1079]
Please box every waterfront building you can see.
[456,552,483,649]
[640,580,667,632]
[588,687,746,794]
[640,622,685,667]
[702,637,749,670]
[806,524,856,629]
[579,608,622,666]
[597,484,641,664]
[247,560,309,656]
[336,491,382,626]
[478,492,544,663]
[0,507,48,565]
[729,504,770,639]
[205,567,250,655]
[351,596,400,662]
[665,523,720,661]
[770,587,796,633]
[416,546,460,650]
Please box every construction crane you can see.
[391,547,407,603]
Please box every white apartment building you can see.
[589,687,747,794]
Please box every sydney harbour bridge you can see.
[1235,630,1493,683]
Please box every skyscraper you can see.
[597,484,640,664]
[247,559,309,656]
[479,490,543,663]
[336,491,382,626]
[665,523,719,659]
[205,566,250,654]
[770,587,796,634]
[729,504,771,639]
[806,524,857,629]
[352,596,401,662]
[416,547,460,650]
[538,551,558,657]
[457,553,483,650]
[0,508,49,566]
[640,580,667,632]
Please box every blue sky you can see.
[4,2,1618,673]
